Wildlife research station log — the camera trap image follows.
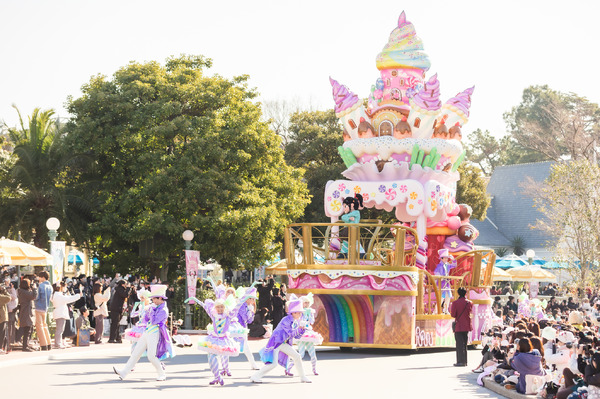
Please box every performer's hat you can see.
[245,287,258,300]
[149,284,168,299]
[214,298,226,307]
[288,299,303,313]
[300,292,314,306]
[438,248,453,259]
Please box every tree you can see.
[0,107,92,248]
[284,109,346,223]
[64,55,309,278]
[504,85,600,163]
[530,159,600,290]
[455,162,490,221]
[464,129,548,176]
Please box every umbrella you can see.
[520,256,547,266]
[495,254,528,269]
[543,261,569,269]
[0,237,52,265]
[92,257,100,264]
[0,249,11,265]
[492,267,513,281]
[507,265,557,282]
[266,259,287,275]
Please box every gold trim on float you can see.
[472,300,493,305]
[288,288,418,296]
[287,264,420,272]
[416,314,453,320]
[325,342,416,349]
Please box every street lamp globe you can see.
[182,230,194,241]
[46,217,60,231]
[526,249,535,259]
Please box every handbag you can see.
[76,329,91,346]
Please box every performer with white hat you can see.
[251,295,311,383]
[435,248,456,313]
[234,286,260,370]
[285,292,323,376]
[113,284,174,381]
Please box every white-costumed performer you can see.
[234,286,260,370]
[113,284,174,381]
[285,293,323,376]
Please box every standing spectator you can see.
[17,278,38,352]
[504,296,518,315]
[502,282,513,295]
[73,274,89,310]
[109,279,129,343]
[450,286,472,367]
[271,287,285,329]
[165,283,175,313]
[34,271,52,351]
[257,277,274,314]
[51,282,81,349]
[93,281,110,344]
[4,277,17,352]
[0,285,11,354]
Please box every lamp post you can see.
[526,249,535,266]
[46,217,60,241]
[182,230,194,330]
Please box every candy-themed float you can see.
[285,11,496,349]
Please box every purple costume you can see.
[434,260,456,299]
[237,302,255,328]
[259,314,305,366]
[197,299,243,356]
[142,302,174,360]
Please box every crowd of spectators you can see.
[0,269,175,354]
[475,284,600,399]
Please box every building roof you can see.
[473,161,553,249]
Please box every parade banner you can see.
[50,241,66,284]
[185,250,200,299]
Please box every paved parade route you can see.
[1,339,505,399]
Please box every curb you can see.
[483,377,539,399]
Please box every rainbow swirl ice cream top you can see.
[376,11,431,72]
[443,86,475,117]
[411,74,441,111]
[330,77,360,117]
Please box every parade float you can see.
[285,11,495,349]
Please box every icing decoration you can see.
[376,11,431,71]
[287,268,419,284]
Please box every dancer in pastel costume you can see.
[186,291,252,386]
[113,285,174,381]
[285,293,323,376]
[338,194,365,258]
[435,248,456,313]
[124,289,151,343]
[234,286,260,370]
[251,295,311,383]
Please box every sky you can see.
[1,0,599,140]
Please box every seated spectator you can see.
[584,351,600,397]
[74,307,95,345]
[509,337,544,394]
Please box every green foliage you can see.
[455,162,490,220]
[0,107,93,247]
[284,109,345,223]
[464,128,548,176]
[504,85,600,162]
[531,159,600,288]
[494,247,509,257]
[510,235,526,256]
[64,55,309,276]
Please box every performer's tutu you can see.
[298,329,323,345]
[124,323,147,342]
[198,334,240,356]
[207,322,249,339]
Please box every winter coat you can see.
[52,292,81,320]
[34,280,53,312]
[0,292,10,323]
[17,287,38,327]
[94,290,111,318]
[510,350,544,394]
[450,297,472,332]
[109,284,128,313]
